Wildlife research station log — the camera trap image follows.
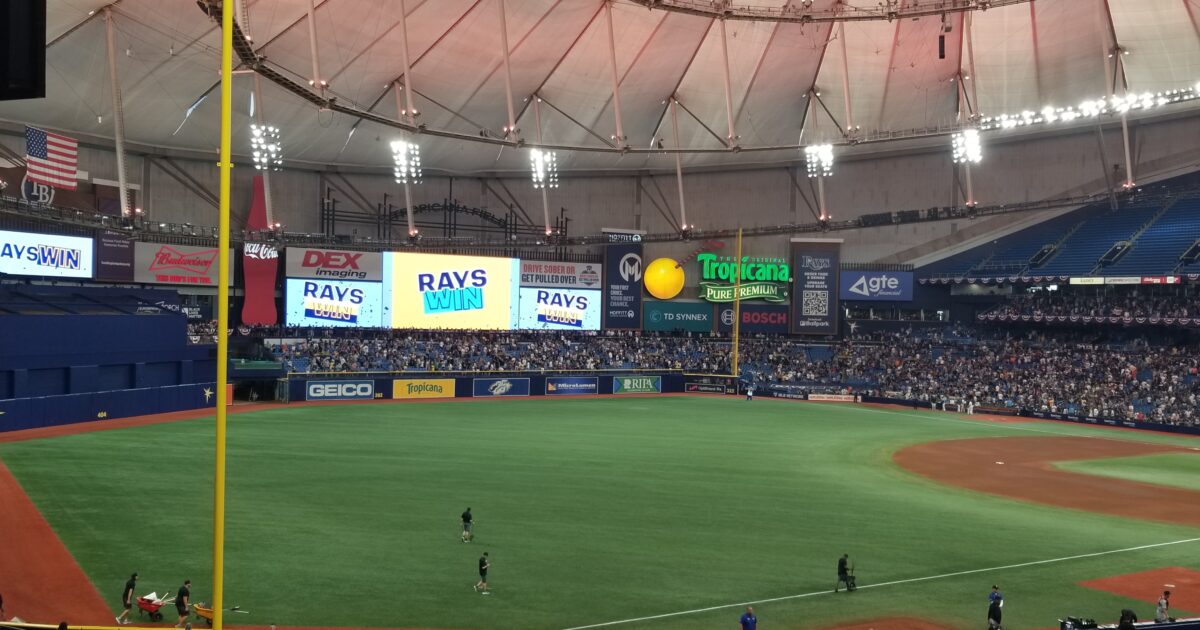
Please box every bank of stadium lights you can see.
[978,83,1200,131]
[804,144,834,177]
[952,129,982,164]
[530,149,558,189]
[250,124,282,171]
[391,140,422,185]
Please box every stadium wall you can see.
[0,382,218,432]
[3,113,1198,264]
[287,372,684,402]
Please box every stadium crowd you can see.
[259,325,1200,427]
[983,292,1200,319]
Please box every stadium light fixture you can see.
[391,140,423,185]
[250,124,282,171]
[804,144,834,177]
[979,83,1200,131]
[952,129,982,164]
[530,149,558,189]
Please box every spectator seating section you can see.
[1030,204,1159,276]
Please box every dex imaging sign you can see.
[839,271,914,301]
[306,380,376,401]
[0,229,93,278]
[286,247,383,281]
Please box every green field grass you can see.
[3,398,1200,630]
[1056,452,1200,492]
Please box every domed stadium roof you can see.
[4,0,1199,175]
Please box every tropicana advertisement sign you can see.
[697,252,790,303]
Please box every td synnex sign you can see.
[839,271,914,301]
[518,288,601,330]
[0,229,93,278]
[386,253,519,329]
[305,380,376,401]
[285,279,383,327]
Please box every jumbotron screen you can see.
[384,252,520,330]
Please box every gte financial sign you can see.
[697,252,790,303]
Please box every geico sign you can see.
[307,382,374,399]
[743,311,787,324]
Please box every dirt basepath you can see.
[0,458,113,625]
[894,436,1200,527]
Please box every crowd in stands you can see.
[256,323,1200,427]
[983,292,1200,320]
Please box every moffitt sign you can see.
[697,252,790,303]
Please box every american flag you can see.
[25,126,78,190]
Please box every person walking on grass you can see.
[739,606,757,630]
[835,554,853,592]
[461,508,474,543]
[115,572,137,625]
[173,580,191,628]
[474,553,490,594]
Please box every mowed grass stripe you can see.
[1056,452,1200,492]
[1,398,1198,630]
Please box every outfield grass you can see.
[2,398,1200,629]
[1056,452,1200,492]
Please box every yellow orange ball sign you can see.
[644,257,685,300]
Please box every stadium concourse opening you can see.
[4,0,1200,628]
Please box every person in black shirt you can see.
[835,554,853,592]
[474,553,490,594]
[987,598,1002,629]
[1117,608,1137,630]
[461,508,473,543]
[116,572,138,625]
[173,580,191,628]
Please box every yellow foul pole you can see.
[731,228,742,379]
[213,0,233,629]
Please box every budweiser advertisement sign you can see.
[241,176,279,325]
[134,241,233,286]
[285,247,383,281]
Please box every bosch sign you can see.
[717,304,789,334]
[305,380,376,400]
[286,247,383,281]
[839,271,913,301]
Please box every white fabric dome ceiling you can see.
[3,0,1199,175]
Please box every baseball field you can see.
[1,396,1199,630]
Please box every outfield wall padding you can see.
[0,383,217,432]
[286,373,685,402]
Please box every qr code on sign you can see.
[801,290,829,316]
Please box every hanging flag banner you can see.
[696,252,790,303]
[241,176,279,325]
[603,242,643,329]
[790,238,841,335]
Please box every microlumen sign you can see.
[697,252,790,303]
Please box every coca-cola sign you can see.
[134,242,233,286]
[244,242,279,260]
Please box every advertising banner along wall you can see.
[518,287,601,330]
[545,376,599,395]
[643,301,714,332]
[472,377,531,397]
[94,230,133,281]
[603,243,643,329]
[134,242,233,286]
[0,229,93,278]
[286,247,383,281]
[393,378,456,399]
[386,252,519,330]
[839,271,914,301]
[285,278,384,328]
[519,260,602,288]
[790,239,842,335]
[613,375,662,394]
